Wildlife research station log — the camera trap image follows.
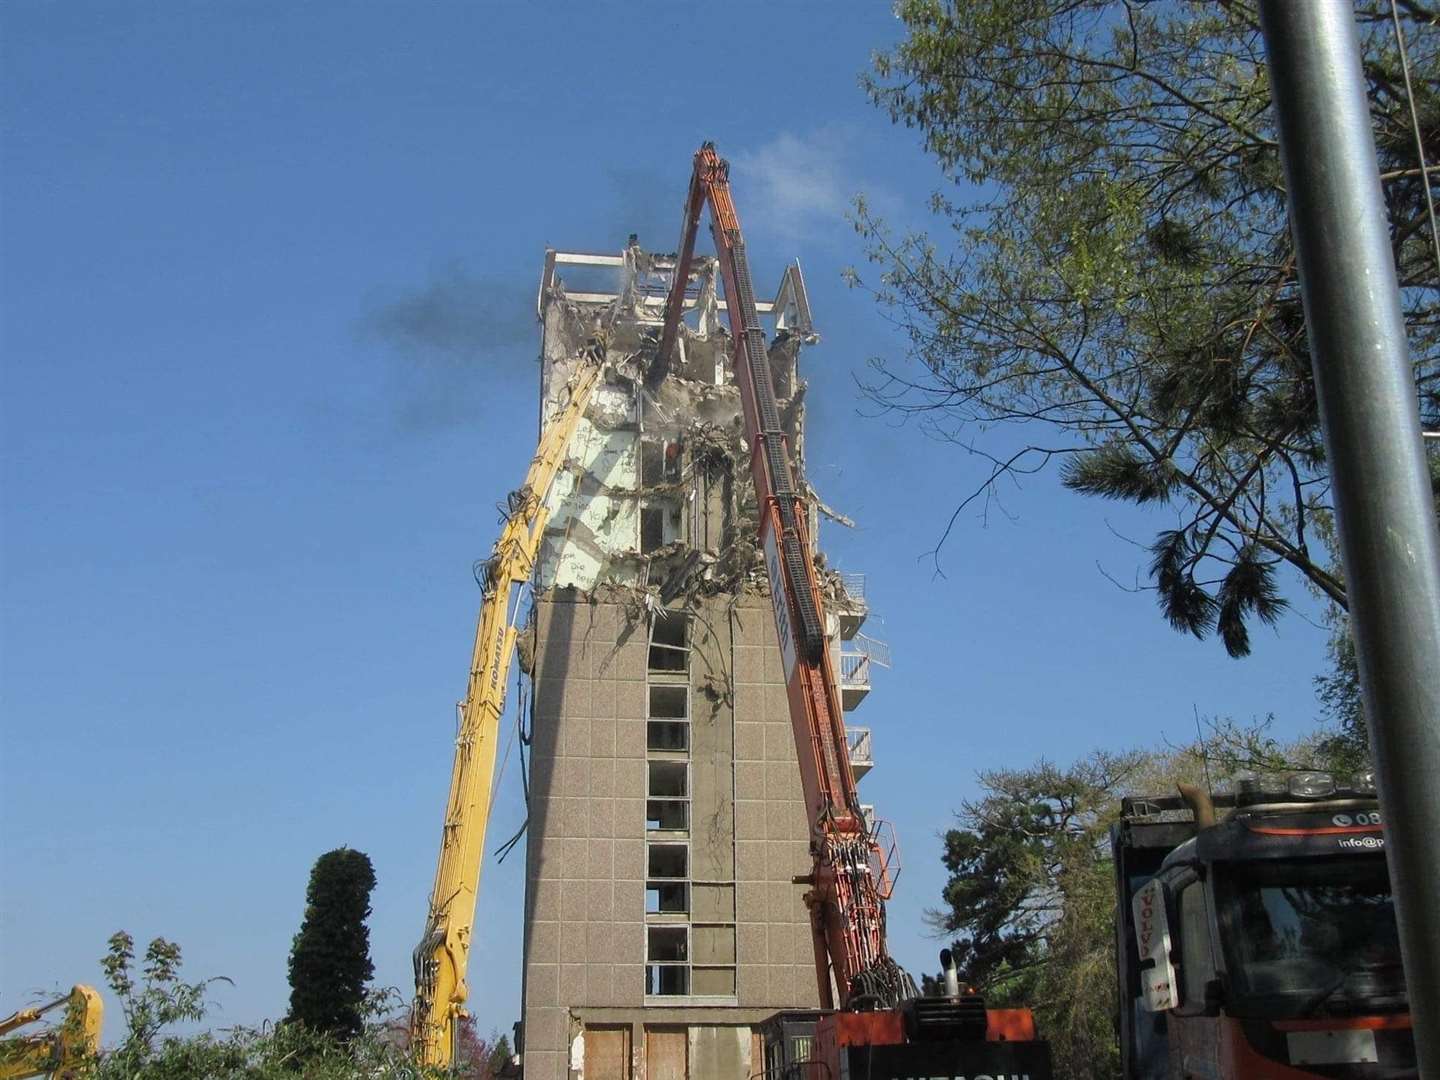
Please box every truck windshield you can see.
[1216,859,1406,1018]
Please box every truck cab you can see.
[1113,775,1414,1079]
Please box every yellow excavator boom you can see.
[411,345,604,1066]
[0,985,102,1080]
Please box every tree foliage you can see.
[930,753,1153,1079]
[860,0,1440,656]
[449,1020,511,1080]
[485,1033,514,1080]
[1314,619,1372,774]
[286,848,378,1041]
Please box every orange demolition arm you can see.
[656,143,911,1009]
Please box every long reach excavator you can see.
[656,142,1051,1080]
[411,144,1052,1077]
[411,340,606,1066]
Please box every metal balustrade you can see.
[846,726,873,780]
[838,651,871,709]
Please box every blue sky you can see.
[1,2,1334,1042]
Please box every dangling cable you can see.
[493,617,535,864]
[488,671,521,821]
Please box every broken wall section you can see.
[535,244,820,604]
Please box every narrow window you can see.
[647,761,689,831]
[647,721,689,752]
[647,760,687,798]
[647,926,688,963]
[640,507,666,553]
[646,927,691,997]
[647,842,688,879]
[645,965,689,996]
[645,881,689,914]
[641,440,683,485]
[647,798,689,831]
[648,684,688,718]
[648,613,690,673]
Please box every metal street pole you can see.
[1259,2,1440,1070]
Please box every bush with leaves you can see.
[97,931,227,1076]
[93,931,472,1079]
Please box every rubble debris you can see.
[516,621,536,675]
[532,242,859,621]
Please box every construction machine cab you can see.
[755,1012,823,1080]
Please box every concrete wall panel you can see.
[525,593,823,1076]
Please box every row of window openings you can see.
[646,733,690,898]
[647,683,690,827]
[646,838,690,995]
[647,608,692,993]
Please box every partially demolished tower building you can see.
[520,243,882,1080]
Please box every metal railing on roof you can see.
[837,572,866,604]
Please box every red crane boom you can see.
[656,143,910,1009]
[655,141,1050,1080]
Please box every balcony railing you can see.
[847,726,873,780]
[839,651,870,685]
[833,572,868,640]
[838,650,871,709]
[850,632,891,669]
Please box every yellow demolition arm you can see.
[0,985,103,1080]
[412,354,603,1067]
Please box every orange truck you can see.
[1113,777,1414,1078]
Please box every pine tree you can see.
[860,1,1439,657]
[286,848,377,1040]
[488,1033,514,1079]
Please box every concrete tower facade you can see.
[519,245,880,1080]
